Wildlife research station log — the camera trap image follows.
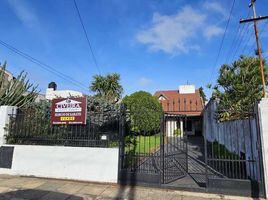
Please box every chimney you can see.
[48,82,57,91]
[179,85,195,94]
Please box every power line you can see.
[209,0,236,83]
[214,22,267,82]
[225,9,250,64]
[0,40,89,91]
[232,26,254,59]
[210,21,267,87]
[224,23,241,63]
[0,40,88,91]
[230,23,251,61]
[250,20,268,54]
[243,20,268,56]
[241,30,256,55]
[73,0,101,74]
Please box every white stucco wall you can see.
[179,85,195,94]
[0,145,119,183]
[45,88,83,100]
[0,106,17,145]
[258,98,268,196]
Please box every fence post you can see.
[203,105,209,191]
[117,104,126,184]
[0,106,17,146]
[160,112,165,185]
[257,98,268,197]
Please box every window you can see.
[159,95,166,100]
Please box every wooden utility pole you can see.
[240,0,267,97]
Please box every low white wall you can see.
[0,145,119,183]
[0,106,17,145]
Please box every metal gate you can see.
[119,108,188,186]
[161,114,188,184]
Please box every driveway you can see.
[131,136,222,188]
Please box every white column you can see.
[169,121,173,137]
[180,118,184,137]
[0,106,17,145]
[258,98,268,196]
[166,120,169,137]
[173,120,177,137]
[166,119,178,137]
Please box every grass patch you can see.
[208,141,239,159]
[125,134,161,154]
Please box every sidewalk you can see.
[0,175,262,200]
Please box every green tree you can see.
[90,73,123,103]
[123,91,162,135]
[23,100,51,118]
[199,87,207,102]
[0,62,38,108]
[210,56,268,121]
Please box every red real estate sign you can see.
[51,97,87,125]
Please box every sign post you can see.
[51,97,87,125]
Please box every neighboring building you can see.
[1,68,63,103]
[1,67,46,103]
[154,85,204,137]
[45,82,83,100]
[0,67,14,89]
[23,91,46,103]
[35,93,46,102]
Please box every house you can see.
[0,67,14,89]
[35,93,46,102]
[45,82,83,100]
[154,85,204,137]
[23,91,46,103]
[1,67,46,103]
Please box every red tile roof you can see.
[154,89,204,116]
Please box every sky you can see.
[0,0,268,97]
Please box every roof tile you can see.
[154,89,204,116]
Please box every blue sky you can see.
[0,0,268,97]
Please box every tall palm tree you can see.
[90,73,123,102]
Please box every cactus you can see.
[0,61,38,108]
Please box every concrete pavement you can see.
[0,175,263,200]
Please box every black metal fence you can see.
[203,100,265,197]
[6,109,122,148]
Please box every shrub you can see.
[123,91,162,135]
[174,128,181,136]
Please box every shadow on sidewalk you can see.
[0,189,83,200]
[115,184,136,200]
